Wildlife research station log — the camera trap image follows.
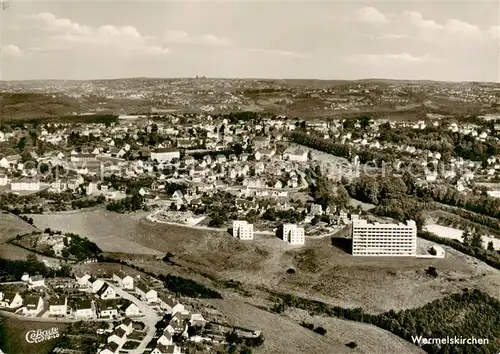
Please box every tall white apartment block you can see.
[282,223,305,245]
[232,220,254,240]
[351,220,417,256]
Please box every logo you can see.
[25,327,60,344]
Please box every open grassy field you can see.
[28,210,163,255]
[0,212,37,244]
[0,316,69,354]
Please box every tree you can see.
[487,241,495,251]
[471,231,483,249]
[462,229,472,246]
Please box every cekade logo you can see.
[25,327,60,344]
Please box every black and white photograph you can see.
[0,1,500,354]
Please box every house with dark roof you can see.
[99,341,120,354]
[74,298,96,320]
[23,296,44,316]
[112,271,134,290]
[107,327,127,346]
[135,281,158,303]
[0,292,23,309]
[96,283,118,300]
[49,297,68,317]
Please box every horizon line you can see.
[0,77,499,85]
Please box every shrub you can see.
[313,327,327,335]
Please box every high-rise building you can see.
[351,220,417,256]
[232,220,254,240]
[282,223,305,245]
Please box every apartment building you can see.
[351,220,417,256]
[232,220,254,240]
[282,223,305,245]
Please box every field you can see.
[28,210,163,255]
[0,212,37,244]
[0,316,69,354]
[206,299,425,354]
[27,210,500,314]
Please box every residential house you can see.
[99,341,120,354]
[96,283,118,300]
[74,299,96,320]
[28,275,45,289]
[75,272,92,289]
[99,300,119,318]
[286,148,308,162]
[49,297,68,317]
[107,327,127,346]
[189,313,207,327]
[0,154,21,168]
[23,296,44,316]
[117,317,134,335]
[92,279,105,293]
[112,271,134,290]
[125,303,142,317]
[0,292,23,309]
[151,148,180,163]
[159,296,185,315]
[157,329,174,346]
[135,281,158,303]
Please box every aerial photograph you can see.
[0,0,499,353]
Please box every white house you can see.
[74,299,96,320]
[125,303,142,317]
[0,154,21,168]
[287,148,308,162]
[157,329,174,346]
[75,272,92,289]
[92,279,105,293]
[96,283,118,300]
[136,281,158,303]
[117,318,134,335]
[0,292,23,309]
[28,275,45,288]
[108,327,127,346]
[49,297,68,317]
[159,297,185,315]
[151,148,180,163]
[99,341,120,354]
[23,296,44,316]
[112,272,134,290]
[99,301,119,318]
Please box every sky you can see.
[0,0,499,81]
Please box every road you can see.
[107,281,162,354]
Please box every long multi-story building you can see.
[232,220,254,240]
[351,220,417,256]
[282,223,305,245]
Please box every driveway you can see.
[106,281,162,354]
